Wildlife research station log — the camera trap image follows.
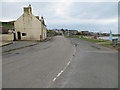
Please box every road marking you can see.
[52,60,71,82]
[67,61,70,66]
[53,77,57,82]
[57,70,63,77]
[52,45,76,82]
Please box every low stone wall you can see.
[0,34,13,46]
[1,34,14,41]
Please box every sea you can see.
[98,36,120,41]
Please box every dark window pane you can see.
[22,33,26,36]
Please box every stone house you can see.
[14,5,47,41]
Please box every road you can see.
[2,36,74,88]
[51,38,118,88]
[2,36,118,88]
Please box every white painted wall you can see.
[14,6,47,41]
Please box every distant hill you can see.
[0,21,15,34]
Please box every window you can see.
[22,33,27,36]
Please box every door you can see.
[13,33,16,41]
[17,32,21,40]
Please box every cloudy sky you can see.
[1,0,119,33]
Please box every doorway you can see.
[17,32,21,40]
[13,33,16,41]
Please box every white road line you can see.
[52,45,76,82]
[57,70,63,77]
[52,59,72,82]
[53,77,57,82]
[52,70,63,82]
[67,61,70,66]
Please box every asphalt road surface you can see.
[2,36,74,88]
[51,38,118,88]
[2,36,118,88]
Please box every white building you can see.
[14,5,47,41]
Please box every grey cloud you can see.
[69,2,117,19]
[1,2,118,33]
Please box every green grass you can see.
[117,48,120,51]
[100,43,120,51]
[65,35,120,51]
[80,37,110,43]
[65,35,110,43]
[81,37,120,51]
[100,43,112,46]
[101,43,120,47]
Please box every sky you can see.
[0,0,119,34]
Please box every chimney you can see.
[24,4,32,15]
[41,16,44,25]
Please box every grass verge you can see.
[100,43,120,51]
[80,37,110,43]
[65,35,120,51]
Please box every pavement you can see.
[2,36,118,88]
[0,41,13,47]
[2,41,39,53]
[2,37,52,53]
